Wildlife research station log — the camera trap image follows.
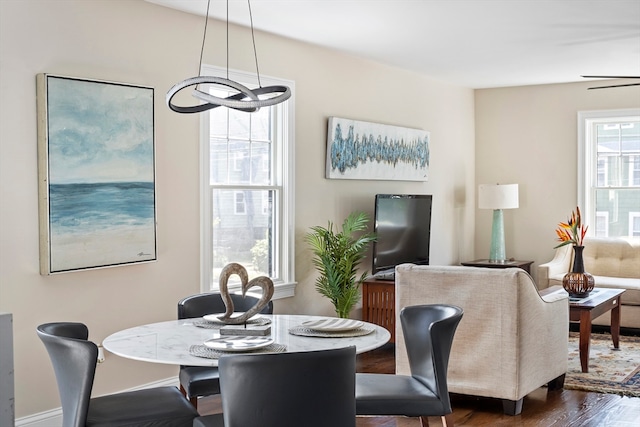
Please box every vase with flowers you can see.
[554,206,595,298]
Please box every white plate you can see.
[204,336,274,352]
[202,312,261,323]
[301,318,364,332]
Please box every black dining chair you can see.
[177,292,274,407]
[37,322,198,427]
[355,304,464,427]
[193,346,357,427]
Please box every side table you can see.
[568,288,625,373]
[361,278,395,343]
[540,286,625,373]
[461,259,534,274]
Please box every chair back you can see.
[218,346,356,427]
[178,292,273,319]
[37,322,97,427]
[400,304,463,412]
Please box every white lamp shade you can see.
[478,184,519,210]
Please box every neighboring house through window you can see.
[200,65,296,298]
[234,191,246,215]
[578,109,640,238]
[630,212,640,237]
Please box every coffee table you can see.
[567,287,625,373]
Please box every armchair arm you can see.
[537,245,572,289]
[518,278,569,397]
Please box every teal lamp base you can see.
[489,209,506,263]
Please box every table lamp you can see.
[478,184,519,263]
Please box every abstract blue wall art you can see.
[325,117,430,181]
[37,74,156,274]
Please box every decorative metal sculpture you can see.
[217,262,274,324]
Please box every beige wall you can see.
[475,82,640,281]
[0,0,475,419]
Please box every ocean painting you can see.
[325,117,430,181]
[37,74,156,274]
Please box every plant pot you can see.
[562,245,595,298]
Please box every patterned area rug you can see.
[565,331,640,397]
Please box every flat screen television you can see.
[371,194,432,278]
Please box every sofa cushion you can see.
[590,277,640,306]
[582,237,640,279]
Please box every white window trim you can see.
[577,108,640,233]
[199,65,296,299]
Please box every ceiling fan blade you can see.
[588,82,640,90]
[582,75,640,79]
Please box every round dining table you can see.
[103,314,391,366]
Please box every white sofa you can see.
[538,237,640,329]
[395,264,568,415]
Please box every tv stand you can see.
[362,278,395,343]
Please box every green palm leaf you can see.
[304,211,376,318]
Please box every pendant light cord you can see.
[194,0,212,93]
[247,0,262,88]
[198,0,212,78]
[198,0,261,85]
[226,0,229,79]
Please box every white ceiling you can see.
[147,0,640,89]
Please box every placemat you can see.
[288,326,375,338]
[189,343,286,359]
[192,317,272,329]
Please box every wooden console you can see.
[361,278,395,343]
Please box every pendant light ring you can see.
[193,85,291,111]
[167,76,260,114]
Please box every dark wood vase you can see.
[562,245,595,298]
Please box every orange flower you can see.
[554,207,588,248]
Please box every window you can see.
[232,153,244,172]
[630,212,640,237]
[200,66,296,298]
[578,109,640,238]
[234,191,246,215]
[595,211,609,237]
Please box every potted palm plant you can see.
[305,211,376,318]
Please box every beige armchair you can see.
[538,237,640,328]
[395,264,568,415]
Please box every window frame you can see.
[578,108,640,237]
[199,65,296,299]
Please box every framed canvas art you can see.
[37,74,157,274]
[326,117,430,181]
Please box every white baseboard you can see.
[16,377,179,427]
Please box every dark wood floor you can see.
[198,342,640,426]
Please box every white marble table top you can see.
[103,314,391,367]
